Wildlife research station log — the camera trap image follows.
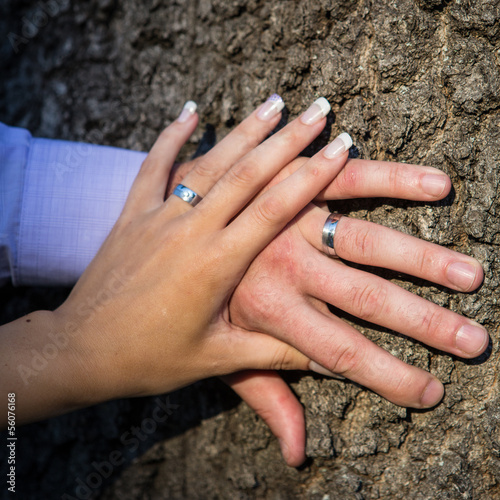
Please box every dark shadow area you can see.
[0,284,243,499]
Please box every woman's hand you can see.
[1,95,355,425]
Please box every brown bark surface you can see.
[1,1,499,498]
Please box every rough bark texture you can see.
[1,0,500,498]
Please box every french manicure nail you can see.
[177,100,197,123]
[446,261,477,291]
[324,132,353,159]
[421,174,448,197]
[456,323,488,355]
[256,94,285,121]
[300,97,331,125]
[309,360,345,380]
[420,378,444,408]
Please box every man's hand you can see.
[162,103,487,464]
[168,142,486,466]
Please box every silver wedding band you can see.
[322,213,344,257]
[173,184,203,207]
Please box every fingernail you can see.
[323,132,353,159]
[309,360,345,380]
[456,323,488,355]
[300,97,331,125]
[446,262,477,291]
[177,100,197,123]
[420,378,444,408]
[421,174,448,197]
[256,94,284,121]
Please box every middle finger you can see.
[166,94,286,216]
[197,97,332,225]
[300,236,489,359]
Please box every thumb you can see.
[222,370,306,467]
[230,329,311,373]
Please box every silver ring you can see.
[173,184,203,207]
[322,213,344,257]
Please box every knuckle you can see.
[227,157,259,189]
[417,306,445,341]
[158,126,172,141]
[138,156,155,174]
[340,223,375,260]
[252,195,285,227]
[270,345,300,371]
[157,125,182,146]
[231,274,282,327]
[282,123,304,148]
[354,226,375,258]
[411,245,435,276]
[328,341,363,375]
[387,163,404,191]
[351,283,388,321]
[228,126,255,151]
[193,157,219,180]
[392,369,415,398]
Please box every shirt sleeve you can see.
[0,123,31,286]
[0,122,147,287]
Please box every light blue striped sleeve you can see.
[0,122,147,286]
[0,123,31,286]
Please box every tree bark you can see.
[1,0,499,498]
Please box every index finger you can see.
[322,158,452,201]
[270,157,453,202]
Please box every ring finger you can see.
[296,207,489,358]
[298,205,484,293]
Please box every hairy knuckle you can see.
[418,306,445,340]
[351,283,388,321]
[329,341,362,375]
